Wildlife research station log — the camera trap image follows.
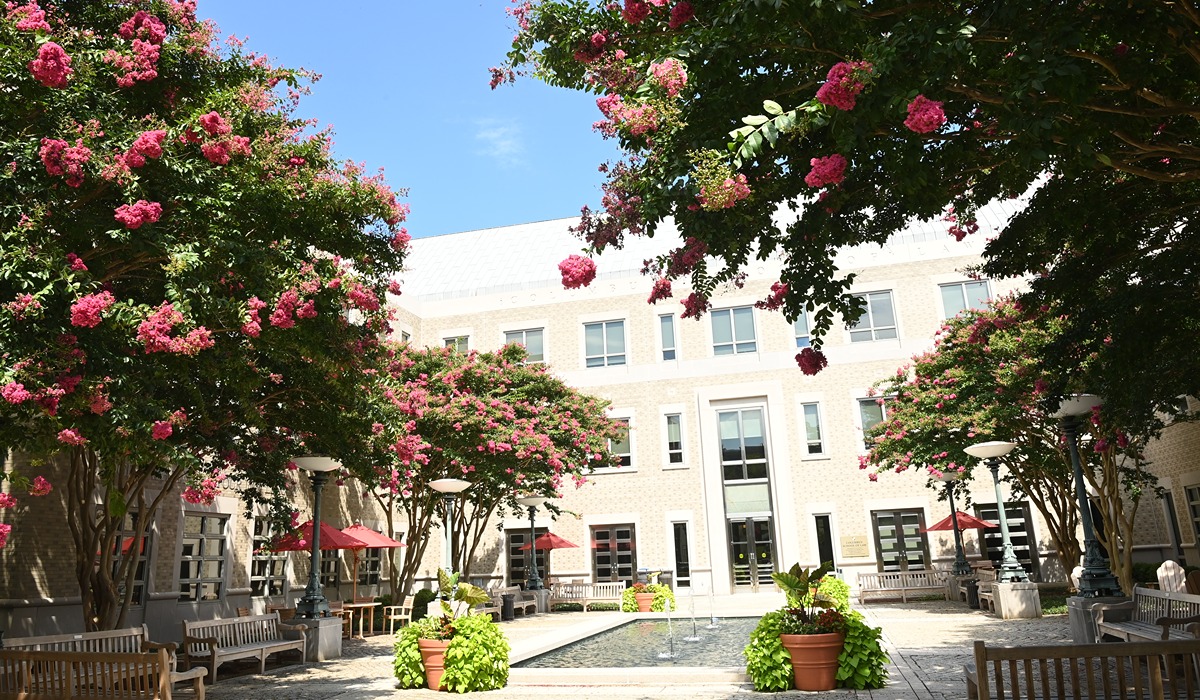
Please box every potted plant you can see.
[772,562,846,691]
[621,581,677,613]
[393,569,509,692]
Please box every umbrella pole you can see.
[351,549,360,602]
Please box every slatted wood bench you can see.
[977,569,999,613]
[1096,586,1200,642]
[181,613,306,681]
[548,581,627,611]
[965,638,1200,699]
[857,570,949,603]
[0,647,206,699]
[494,585,538,616]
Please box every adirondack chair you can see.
[1159,560,1187,593]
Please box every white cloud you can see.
[473,119,525,167]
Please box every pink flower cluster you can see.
[346,282,380,312]
[103,40,160,88]
[754,282,788,311]
[0,493,16,509]
[118,10,167,44]
[697,173,750,210]
[191,111,251,165]
[0,523,10,548]
[621,0,651,23]
[649,58,687,97]
[681,292,710,319]
[669,1,693,29]
[488,66,514,90]
[4,294,41,320]
[796,347,828,375]
[66,253,87,271]
[558,255,597,289]
[2,382,32,404]
[57,428,87,445]
[8,1,50,32]
[815,61,873,111]
[114,200,162,229]
[269,289,304,329]
[136,302,214,354]
[242,296,266,336]
[40,138,92,187]
[28,41,71,88]
[391,228,411,253]
[69,290,116,328]
[804,154,847,188]
[182,469,226,505]
[647,277,672,304]
[904,95,946,134]
[151,420,173,440]
[123,130,166,168]
[665,237,707,277]
[199,111,232,136]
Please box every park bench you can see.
[0,647,206,700]
[1095,586,1200,642]
[977,568,999,613]
[493,585,538,616]
[181,612,306,681]
[857,570,949,603]
[965,637,1200,699]
[548,581,627,611]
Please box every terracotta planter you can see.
[780,632,845,691]
[418,638,452,691]
[634,592,655,612]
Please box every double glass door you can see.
[729,517,775,590]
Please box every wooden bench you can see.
[494,585,538,616]
[1096,586,1200,642]
[181,613,306,681]
[0,647,206,699]
[977,569,999,613]
[965,638,1200,699]
[857,570,949,603]
[549,581,627,611]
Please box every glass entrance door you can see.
[729,517,775,590]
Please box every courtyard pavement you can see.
[199,594,1071,699]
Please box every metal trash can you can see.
[965,579,981,609]
[658,572,673,589]
[500,593,516,621]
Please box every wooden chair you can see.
[236,607,250,617]
[1187,570,1200,596]
[1160,560,1187,593]
[384,595,415,635]
[328,601,352,637]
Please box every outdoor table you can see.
[342,601,381,638]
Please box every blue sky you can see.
[198,1,620,238]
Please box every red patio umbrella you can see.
[272,520,367,551]
[921,510,997,532]
[520,533,579,583]
[340,524,406,602]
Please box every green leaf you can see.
[763,100,783,115]
[742,114,769,126]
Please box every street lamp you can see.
[430,478,471,572]
[294,456,342,619]
[964,441,1026,583]
[516,495,550,590]
[1051,394,1121,598]
[935,470,972,577]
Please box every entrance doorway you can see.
[729,517,775,590]
[814,514,835,569]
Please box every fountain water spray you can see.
[657,601,677,659]
[683,586,701,642]
[705,574,719,629]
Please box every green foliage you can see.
[816,576,851,612]
[436,568,490,619]
[836,611,888,690]
[620,582,676,612]
[412,588,438,622]
[393,614,510,693]
[393,624,425,689]
[744,610,792,692]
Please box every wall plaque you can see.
[840,535,869,558]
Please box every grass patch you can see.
[1041,590,1069,615]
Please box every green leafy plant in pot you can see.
[394,569,508,692]
[773,562,846,692]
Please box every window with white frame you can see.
[801,403,824,455]
[250,518,287,597]
[858,397,890,450]
[504,328,545,363]
[712,306,757,355]
[848,291,897,342]
[794,312,811,348]
[585,320,626,367]
[179,513,228,602]
[665,413,684,465]
[357,547,383,586]
[718,408,768,481]
[659,314,677,361]
[940,280,991,318]
[400,331,411,344]
[609,418,632,467]
[444,335,469,352]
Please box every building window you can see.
[1185,485,1200,549]
[179,514,227,602]
[506,528,547,587]
[848,291,897,342]
[665,414,684,465]
[719,408,768,481]
[712,307,757,355]
[585,320,626,368]
[504,328,545,363]
[870,509,930,572]
[672,522,691,588]
[858,397,889,449]
[660,314,677,361]
[444,335,469,353]
[610,418,632,467]
[801,403,824,455]
[400,331,411,343]
[319,549,340,587]
[940,280,991,318]
[592,524,636,585]
[250,519,287,598]
[113,512,150,606]
[357,548,382,587]
[794,312,811,348]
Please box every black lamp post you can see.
[1052,394,1121,598]
[294,456,342,619]
[516,495,549,590]
[936,471,972,576]
[430,478,471,572]
[964,440,1026,583]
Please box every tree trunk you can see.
[1086,448,1152,596]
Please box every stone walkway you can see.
[199,597,1071,699]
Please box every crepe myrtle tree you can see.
[498,0,1200,383]
[0,1,410,630]
[863,300,1163,594]
[363,343,623,596]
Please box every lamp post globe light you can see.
[1051,394,1122,598]
[963,441,1027,583]
[935,470,972,577]
[293,456,342,619]
[516,495,550,590]
[430,478,471,572]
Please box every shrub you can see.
[836,611,889,689]
[620,582,676,612]
[744,610,791,692]
[394,613,510,692]
[412,588,438,622]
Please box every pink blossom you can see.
[151,420,173,440]
[796,347,828,375]
[0,493,16,509]
[28,42,72,88]
[649,58,687,98]
[2,382,32,404]
[0,523,10,548]
[124,129,166,167]
[198,111,232,136]
[39,138,92,187]
[558,255,597,289]
[89,390,113,415]
[8,2,50,32]
[668,1,693,29]
[269,289,300,328]
[621,0,650,23]
[114,200,162,229]
[69,290,116,328]
[488,66,514,90]
[804,154,848,188]
[391,228,411,253]
[904,95,946,134]
[647,277,672,304]
[681,292,710,319]
[697,174,750,210]
[66,253,88,271]
[136,301,183,352]
[815,61,872,111]
[57,428,86,445]
[118,10,167,44]
[755,282,788,311]
[346,282,380,311]
[103,39,159,87]
[4,294,41,320]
